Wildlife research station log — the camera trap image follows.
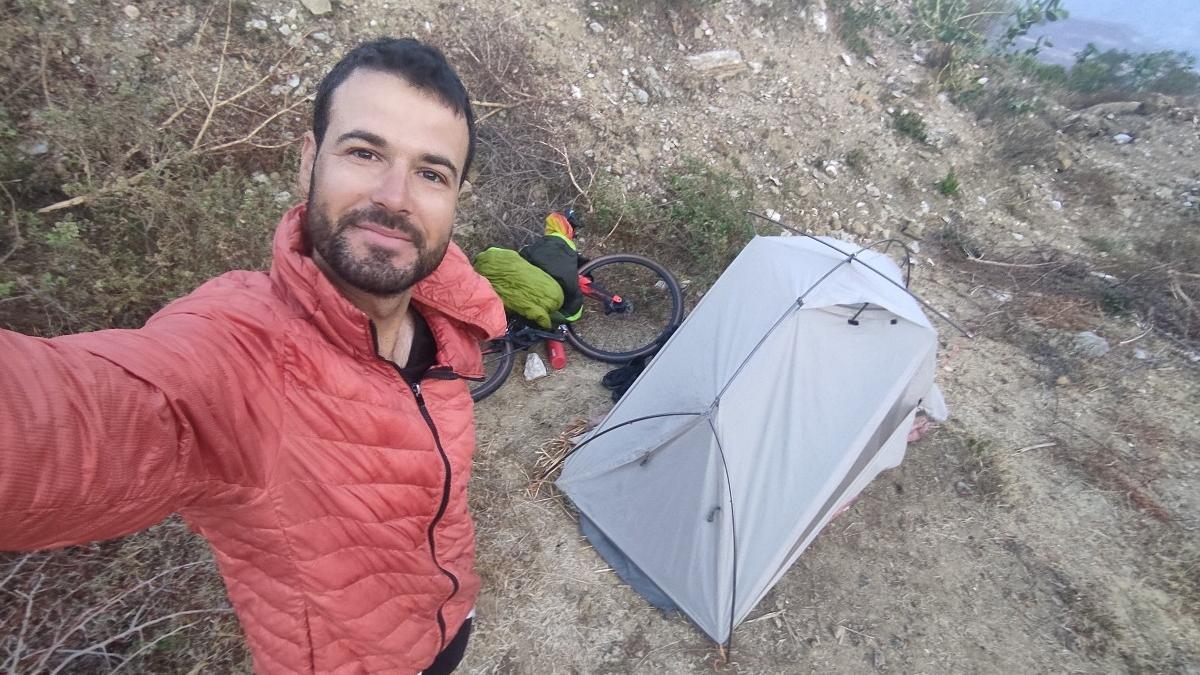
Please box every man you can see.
[0,38,505,674]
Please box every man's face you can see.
[299,69,470,296]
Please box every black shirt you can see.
[397,309,437,381]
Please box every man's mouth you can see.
[355,221,413,241]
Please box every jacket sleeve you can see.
[0,283,277,550]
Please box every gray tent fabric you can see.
[557,235,948,644]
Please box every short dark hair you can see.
[312,38,475,186]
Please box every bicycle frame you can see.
[578,274,630,315]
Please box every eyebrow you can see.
[333,130,460,182]
[335,130,387,148]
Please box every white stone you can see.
[840,53,854,67]
[300,0,332,15]
[810,9,828,33]
[685,49,745,75]
[123,4,140,20]
[524,353,548,381]
[248,18,269,30]
[589,21,604,33]
[1113,133,1133,144]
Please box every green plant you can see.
[893,111,929,143]
[845,148,871,173]
[1066,45,1200,97]
[663,159,753,278]
[909,0,1065,89]
[936,168,960,197]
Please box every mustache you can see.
[338,206,425,246]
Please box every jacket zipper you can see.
[370,323,460,649]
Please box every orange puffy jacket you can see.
[0,203,506,673]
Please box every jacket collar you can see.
[268,203,505,378]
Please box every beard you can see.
[304,191,450,296]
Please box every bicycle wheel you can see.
[566,254,684,362]
[470,337,515,402]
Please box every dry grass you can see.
[528,418,592,498]
[428,14,593,255]
[0,519,247,673]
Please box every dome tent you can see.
[557,234,953,645]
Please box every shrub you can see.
[936,168,961,197]
[893,111,929,143]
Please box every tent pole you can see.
[707,414,739,653]
[542,412,705,479]
[745,211,974,338]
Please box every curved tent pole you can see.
[707,414,739,651]
[858,237,915,288]
[746,211,974,338]
[543,412,705,479]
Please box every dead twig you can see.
[192,0,233,150]
[1012,441,1057,455]
[965,255,1058,269]
[1118,326,1154,345]
[49,609,232,675]
[0,181,22,265]
[39,39,51,106]
[108,620,203,673]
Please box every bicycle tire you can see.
[470,337,515,402]
[566,253,684,363]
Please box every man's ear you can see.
[297,131,317,198]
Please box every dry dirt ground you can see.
[2,0,1198,673]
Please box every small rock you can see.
[1141,92,1176,113]
[632,87,649,105]
[955,481,973,497]
[524,353,548,381]
[1074,331,1111,358]
[1133,348,1149,360]
[589,21,604,34]
[823,161,840,179]
[278,24,293,36]
[247,18,269,30]
[864,56,878,68]
[123,4,140,20]
[639,66,671,99]
[764,208,782,222]
[685,49,745,77]
[1113,133,1133,145]
[1056,375,1070,386]
[840,53,854,67]
[274,190,292,203]
[311,31,332,43]
[1049,200,1063,211]
[810,9,828,33]
[22,140,49,156]
[287,74,301,89]
[570,85,582,99]
[300,0,332,16]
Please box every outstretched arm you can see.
[0,282,276,550]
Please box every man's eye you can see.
[351,149,376,161]
[420,170,446,184]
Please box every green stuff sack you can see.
[473,247,564,329]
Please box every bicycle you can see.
[472,253,685,402]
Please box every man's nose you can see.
[370,165,411,213]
